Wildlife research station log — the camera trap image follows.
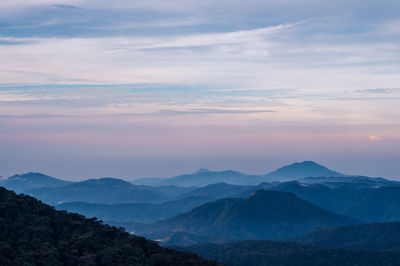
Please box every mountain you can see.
[133,190,358,245]
[57,196,213,223]
[298,175,400,189]
[176,183,254,200]
[265,161,344,181]
[293,222,400,250]
[267,181,359,214]
[27,178,192,205]
[266,182,400,222]
[132,169,215,186]
[342,186,400,222]
[0,186,222,266]
[179,240,400,266]
[0,172,72,193]
[132,177,168,186]
[133,161,346,187]
[157,169,262,187]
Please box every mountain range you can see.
[133,161,347,186]
[2,160,400,266]
[1,162,398,226]
[56,196,213,223]
[4,182,400,266]
[27,178,194,205]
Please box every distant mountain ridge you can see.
[4,161,392,192]
[132,161,348,187]
[0,172,72,193]
[158,170,260,187]
[57,196,213,223]
[176,183,254,200]
[27,177,194,205]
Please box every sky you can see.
[0,0,399,181]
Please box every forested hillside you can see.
[0,187,222,266]
[180,240,400,266]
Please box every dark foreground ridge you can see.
[180,240,400,266]
[0,186,223,266]
[293,222,400,250]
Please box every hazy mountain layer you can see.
[132,161,348,186]
[27,178,193,205]
[0,172,72,193]
[57,196,213,223]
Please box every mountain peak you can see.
[266,161,344,181]
[10,172,49,180]
[292,161,327,168]
[299,160,321,165]
[79,177,133,187]
[193,168,211,174]
[1,172,72,193]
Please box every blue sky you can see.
[0,0,399,180]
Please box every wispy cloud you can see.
[357,88,400,94]
[0,0,400,179]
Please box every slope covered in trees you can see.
[0,186,222,266]
[180,240,400,266]
[293,222,400,250]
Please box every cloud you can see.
[357,88,400,94]
[378,20,400,34]
[1,14,399,89]
[125,23,298,52]
[156,108,275,115]
[52,4,81,10]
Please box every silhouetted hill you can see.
[293,222,400,250]
[265,161,344,181]
[0,186,222,266]
[27,178,192,205]
[0,172,72,193]
[57,196,213,223]
[179,240,400,266]
[134,190,358,245]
